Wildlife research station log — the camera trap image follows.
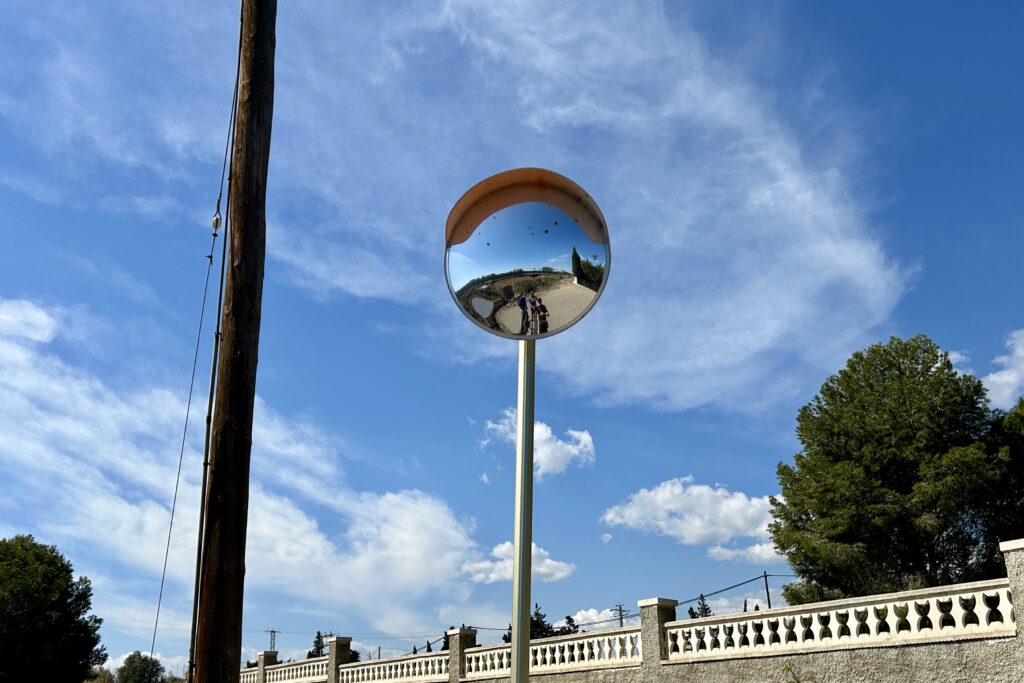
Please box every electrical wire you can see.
[183,3,245,681]
[146,228,220,674]
[678,572,797,605]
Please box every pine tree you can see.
[687,594,714,619]
[502,604,582,642]
[770,335,1024,603]
[307,631,326,658]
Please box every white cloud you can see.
[106,651,189,677]
[600,533,612,544]
[565,608,638,631]
[701,590,781,616]
[0,297,487,647]
[462,542,575,584]
[602,476,783,563]
[983,329,1024,409]
[0,299,60,342]
[484,408,595,479]
[479,472,490,485]
[707,543,782,565]
[947,350,973,375]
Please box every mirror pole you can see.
[511,338,536,683]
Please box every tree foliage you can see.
[687,595,713,619]
[87,668,115,683]
[570,247,605,292]
[501,604,580,643]
[307,631,326,659]
[0,534,106,682]
[770,335,1024,604]
[114,652,164,683]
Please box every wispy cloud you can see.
[447,0,907,411]
[0,1,905,415]
[59,253,160,307]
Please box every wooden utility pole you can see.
[193,1,276,681]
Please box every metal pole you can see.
[510,339,536,683]
[764,571,772,609]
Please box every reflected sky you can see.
[447,202,607,290]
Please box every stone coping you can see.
[466,625,642,653]
[637,597,678,608]
[339,651,448,668]
[1000,538,1024,552]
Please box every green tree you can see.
[983,396,1024,554]
[687,595,713,619]
[0,535,106,682]
[307,630,326,658]
[87,667,115,683]
[114,651,164,683]
[769,335,1024,603]
[501,604,580,642]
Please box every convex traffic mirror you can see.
[444,168,610,340]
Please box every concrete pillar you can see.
[256,650,278,683]
[327,636,354,683]
[1000,538,1024,634]
[447,627,477,683]
[638,597,677,679]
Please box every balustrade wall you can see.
[239,539,1024,683]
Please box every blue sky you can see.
[448,202,604,289]
[1,0,1022,674]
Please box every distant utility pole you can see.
[265,629,279,652]
[613,603,626,627]
[763,571,772,609]
[193,1,276,682]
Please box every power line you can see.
[677,572,795,606]
[147,192,226,679]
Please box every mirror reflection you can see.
[446,201,608,339]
